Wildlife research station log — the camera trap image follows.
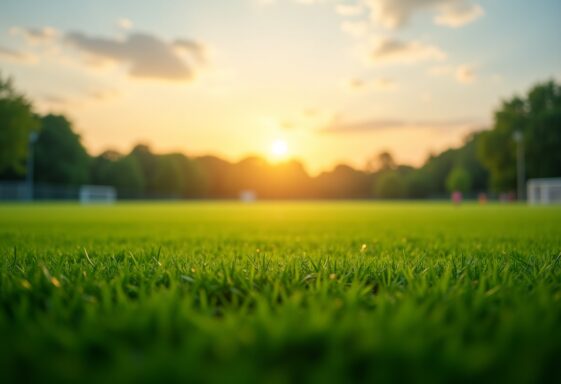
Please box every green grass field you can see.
[1,202,561,383]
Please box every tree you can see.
[0,74,39,175]
[34,114,90,185]
[406,132,488,198]
[366,151,396,173]
[446,166,472,193]
[91,150,145,197]
[315,164,371,199]
[195,155,235,198]
[478,80,561,192]
[130,144,160,194]
[375,171,406,198]
[130,145,205,198]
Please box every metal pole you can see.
[26,132,38,201]
[513,131,525,201]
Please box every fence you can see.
[0,182,180,201]
[0,182,81,201]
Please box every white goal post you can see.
[527,178,561,205]
[79,185,117,204]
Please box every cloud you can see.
[369,37,446,64]
[455,64,476,84]
[10,26,58,44]
[117,18,134,30]
[64,32,206,81]
[86,88,120,101]
[428,63,477,84]
[434,2,484,27]
[322,118,405,133]
[0,45,33,62]
[344,77,396,92]
[364,0,483,29]
[321,117,479,133]
[41,94,67,105]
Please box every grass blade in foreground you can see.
[1,202,560,383]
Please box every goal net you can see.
[79,185,117,204]
[527,178,561,205]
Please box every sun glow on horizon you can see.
[271,139,289,159]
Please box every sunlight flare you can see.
[271,139,289,159]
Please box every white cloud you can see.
[117,18,134,31]
[434,2,484,27]
[321,116,479,133]
[369,37,446,64]
[344,76,397,91]
[364,0,484,29]
[9,26,58,44]
[0,45,35,63]
[428,63,477,84]
[455,64,476,84]
[65,31,206,81]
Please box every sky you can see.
[0,0,560,174]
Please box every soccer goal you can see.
[79,185,117,204]
[527,178,561,205]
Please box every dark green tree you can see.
[153,153,187,197]
[0,74,39,175]
[130,144,160,194]
[315,164,371,199]
[34,114,90,185]
[446,166,472,193]
[478,80,561,191]
[91,150,145,197]
[374,171,406,198]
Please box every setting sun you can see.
[271,139,288,158]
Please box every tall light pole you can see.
[513,131,525,202]
[26,132,38,201]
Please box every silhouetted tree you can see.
[375,171,406,198]
[0,74,39,176]
[130,144,160,194]
[195,155,236,198]
[405,133,487,197]
[315,164,371,199]
[34,114,89,185]
[446,166,472,193]
[91,150,145,197]
[267,160,311,198]
[478,80,561,192]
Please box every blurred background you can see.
[0,0,560,202]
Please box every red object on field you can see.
[452,191,462,205]
[478,193,488,204]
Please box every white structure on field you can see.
[79,185,117,204]
[527,178,561,205]
[239,189,256,203]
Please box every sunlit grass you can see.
[1,202,560,383]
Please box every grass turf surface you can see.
[1,202,561,383]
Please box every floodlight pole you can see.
[513,131,525,202]
[26,132,38,201]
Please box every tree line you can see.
[1,74,560,199]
